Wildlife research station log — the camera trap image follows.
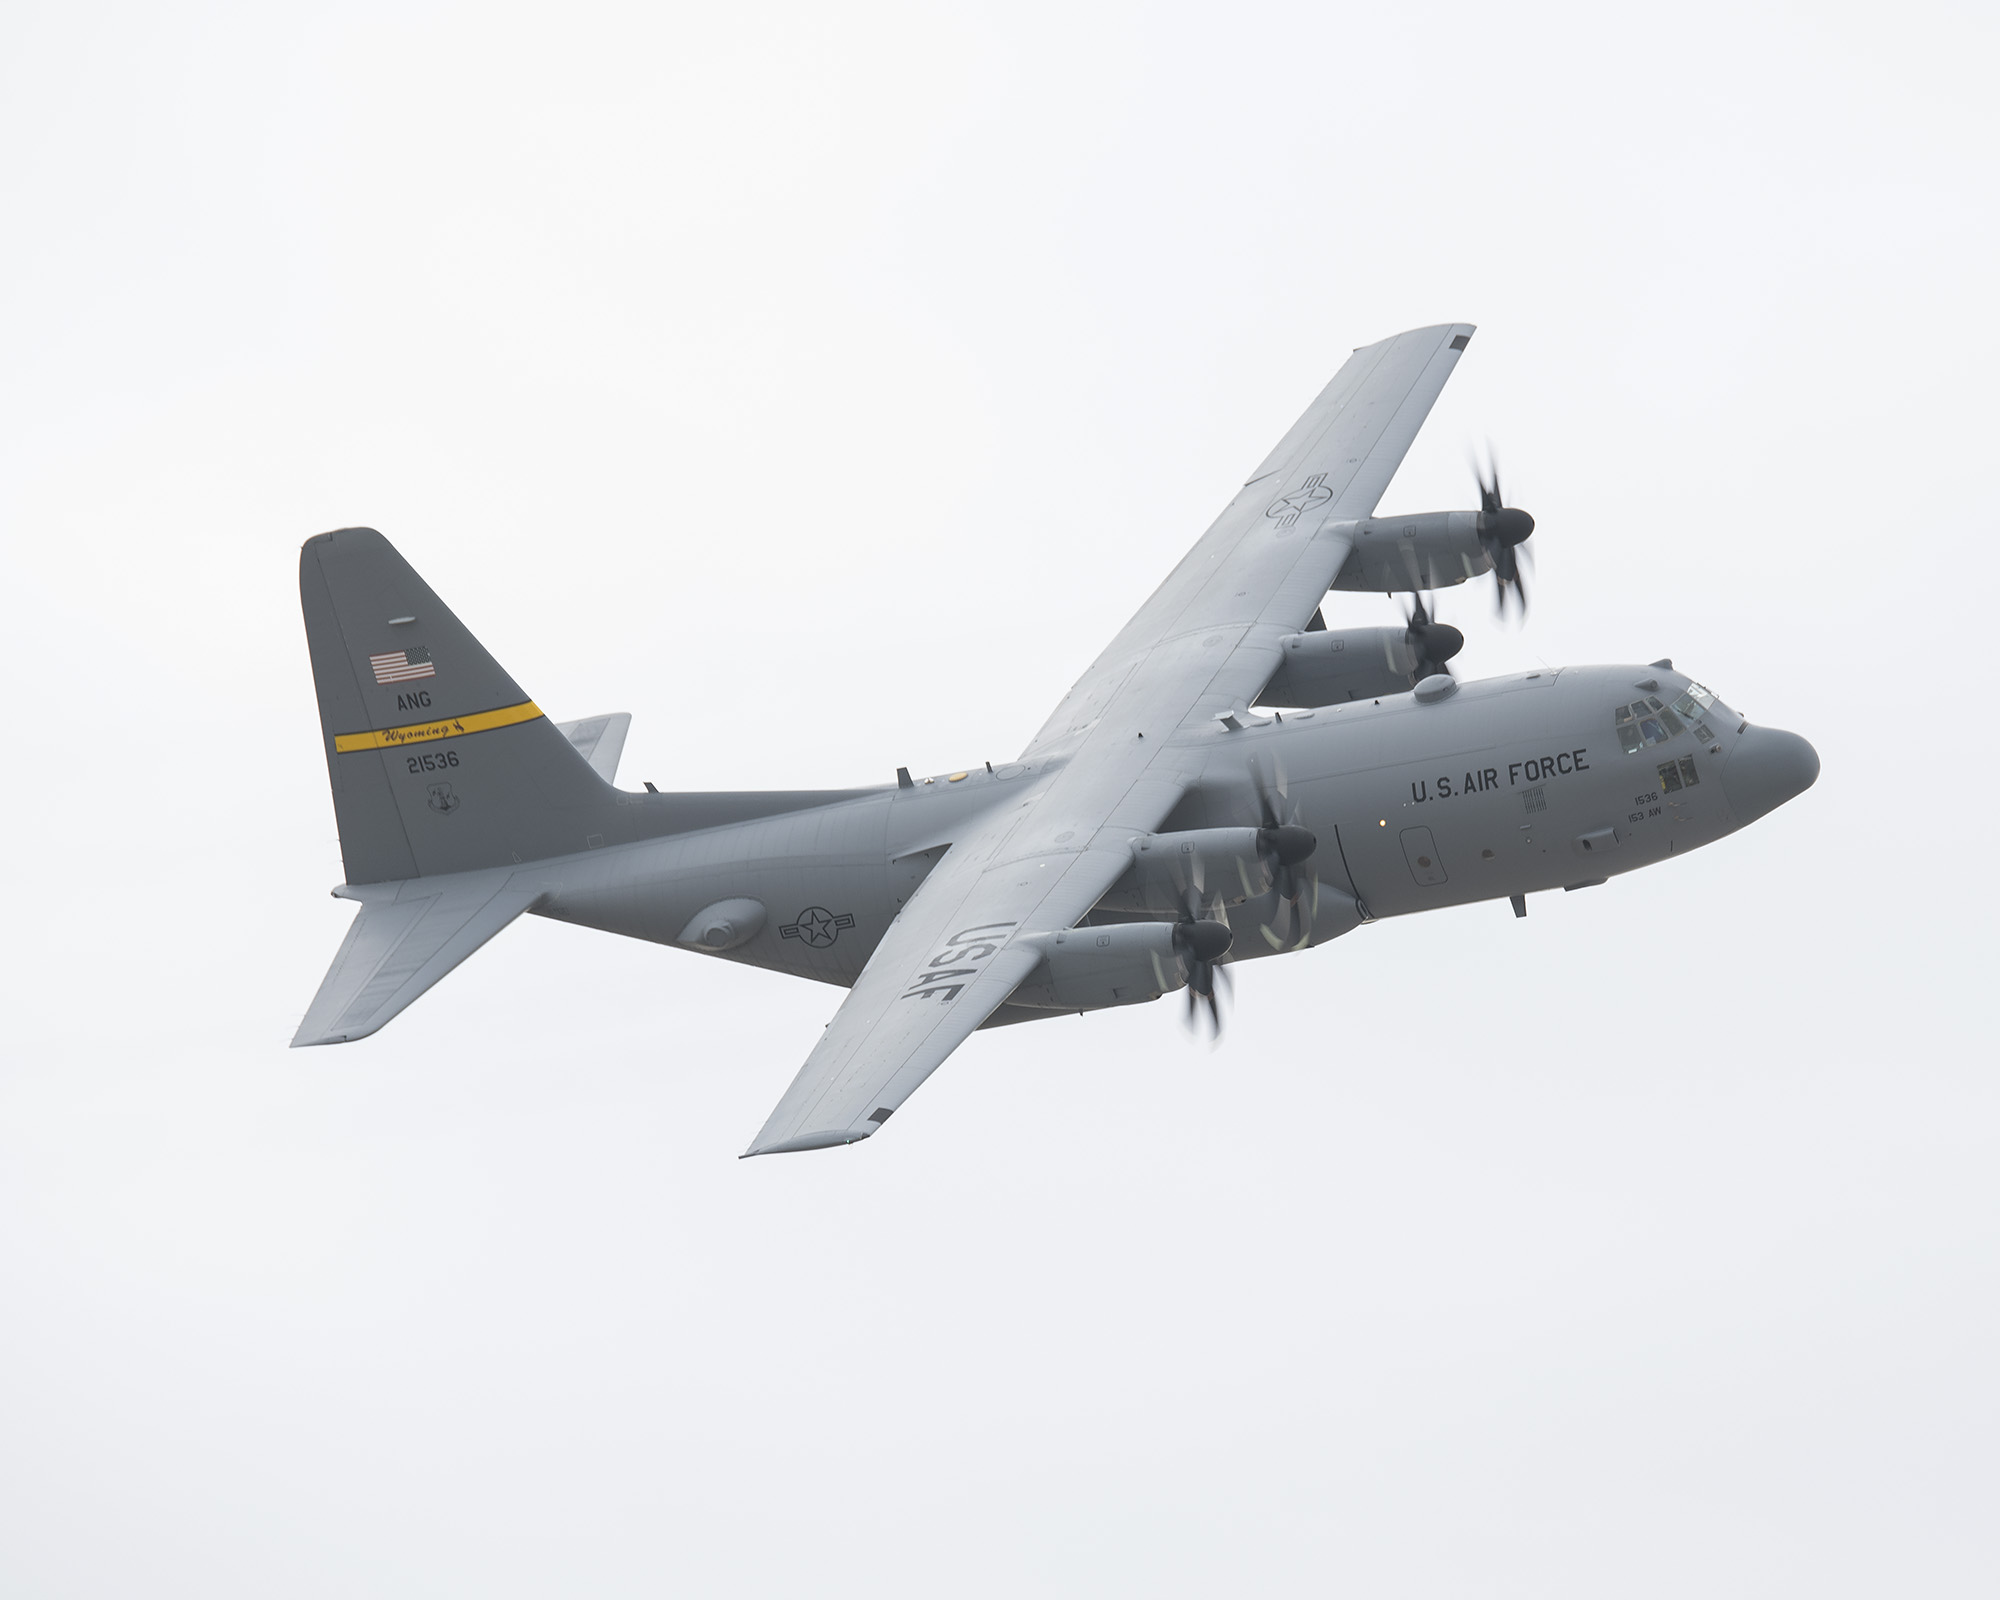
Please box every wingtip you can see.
[1358,322,1477,356]
[739,1127,878,1158]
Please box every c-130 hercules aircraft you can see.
[295,323,1818,1155]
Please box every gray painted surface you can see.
[293,325,1818,1154]
[555,712,631,783]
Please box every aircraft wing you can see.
[742,772,1188,1155]
[1023,322,1475,758]
[746,324,1474,1153]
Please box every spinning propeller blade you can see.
[1251,759,1320,955]
[1174,893,1233,1039]
[1400,591,1465,681]
[1473,449,1535,619]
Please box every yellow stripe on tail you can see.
[333,700,543,752]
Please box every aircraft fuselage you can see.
[534,661,1816,1003]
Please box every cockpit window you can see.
[1617,682,1723,754]
[1669,681,1721,742]
[1615,695,1681,753]
[1657,755,1701,792]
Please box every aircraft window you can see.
[1616,694,1690,754]
[1657,755,1701,792]
[1672,683,1718,718]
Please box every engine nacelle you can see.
[1326,511,1492,592]
[1009,922,1183,1011]
[1099,827,1274,914]
[1257,626,1422,708]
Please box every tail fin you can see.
[300,527,616,884]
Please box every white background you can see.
[3,2,1995,1594]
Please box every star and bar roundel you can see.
[1265,472,1332,529]
[780,907,856,948]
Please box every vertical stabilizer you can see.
[299,527,616,883]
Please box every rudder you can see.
[300,527,616,883]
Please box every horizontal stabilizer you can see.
[555,712,631,783]
[292,866,545,1047]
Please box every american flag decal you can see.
[370,645,435,684]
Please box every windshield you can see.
[1614,681,1725,755]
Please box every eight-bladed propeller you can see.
[1474,452,1535,618]
[1173,904,1233,1038]
[1251,760,1319,955]
[1162,842,1235,1038]
[1401,592,1464,681]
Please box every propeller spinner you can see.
[1173,908,1233,1038]
[1401,592,1464,681]
[1251,760,1320,955]
[1474,452,1535,617]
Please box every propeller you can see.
[1473,451,1535,618]
[1251,759,1320,954]
[1174,905,1233,1038]
[1400,591,1464,681]
[1160,843,1235,1037]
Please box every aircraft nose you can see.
[1722,725,1819,825]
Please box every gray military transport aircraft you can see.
[295,323,1818,1155]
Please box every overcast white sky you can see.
[3,1,1996,1594]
